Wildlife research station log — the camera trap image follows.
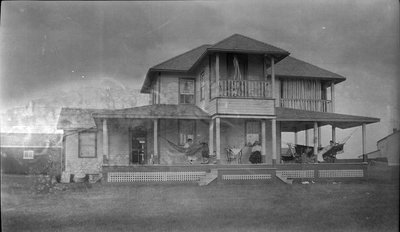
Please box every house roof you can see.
[141,34,290,93]
[93,104,210,119]
[208,34,289,55]
[276,107,380,132]
[269,56,346,84]
[57,108,111,130]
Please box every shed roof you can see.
[57,108,111,130]
[269,56,346,84]
[276,107,379,131]
[93,104,210,119]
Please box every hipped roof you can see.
[269,56,346,84]
[141,34,290,93]
[276,107,379,132]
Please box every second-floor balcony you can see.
[218,79,272,98]
[280,98,332,112]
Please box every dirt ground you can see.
[1,175,399,232]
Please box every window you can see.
[179,78,195,104]
[23,150,34,159]
[200,71,205,101]
[178,120,196,145]
[246,121,261,145]
[79,132,96,158]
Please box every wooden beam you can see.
[216,117,221,161]
[362,123,367,162]
[261,120,267,162]
[153,119,158,160]
[216,53,220,97]
[102,119,109,162]
[272,118,277,165]
[331,82,335,112]
[313,122,318,156]
[209,119,214,157]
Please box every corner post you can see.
[215,117,221,162]
[153,119,158,161]
[209,119,214,157]
[102,119,109,163]
[362,123,367,162]
[272,118,277,165]
[313,122,318,156]
[216,53,220,97]
[331,82,335,112]
[261,119,267,163]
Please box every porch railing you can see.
[280,98,332,112]
[219,79,272,98]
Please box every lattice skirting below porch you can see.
[276,170,315,178]
[222,174,272,180]
[318,169,364,178]
[107,171,206,182]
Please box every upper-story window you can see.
[179,78,195,104]
[200,71,205,101]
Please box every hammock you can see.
[160,137,203,157]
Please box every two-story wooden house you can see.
[57,34,379,183]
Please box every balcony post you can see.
[331,82,335,112]
[271,57,276,105]
[216,53,220,97]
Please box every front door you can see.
[130,127,147,164]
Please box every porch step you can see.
[198,169,218,186]
[275,173,293,185]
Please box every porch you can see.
[102,162,368,183]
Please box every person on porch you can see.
[249,141,262,164]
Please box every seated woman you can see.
[249,141,262,164]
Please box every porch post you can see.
[153,119,158,161]
[313,122,318,157]
[305,128,309,146]
[261,120,267,163]
[362,123,367,162]
[215,117,221,161]
[331,82,335,112]
[318,126,322,148]
[216,53,220,97]
[102,119,109,162]
[272,118,277,165]
[209,119,214,156]
[271,57,276,105]
[294,128,298,145]
[332,125,336,143]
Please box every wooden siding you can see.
[216,98,275,115]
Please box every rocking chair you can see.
[226,147,243,164]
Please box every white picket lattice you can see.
[222,174,272,180]
[107,171,206,182]
[276,170,315,178]
[319,169,364,178]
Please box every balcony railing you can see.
[280,98,332,112]
[219,79,272,98]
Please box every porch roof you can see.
[276,107,379,132]
[93,104,210,119]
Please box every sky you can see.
[1,0,399,156]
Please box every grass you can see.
[1,174,399,232]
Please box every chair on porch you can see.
[226,147,243,164]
